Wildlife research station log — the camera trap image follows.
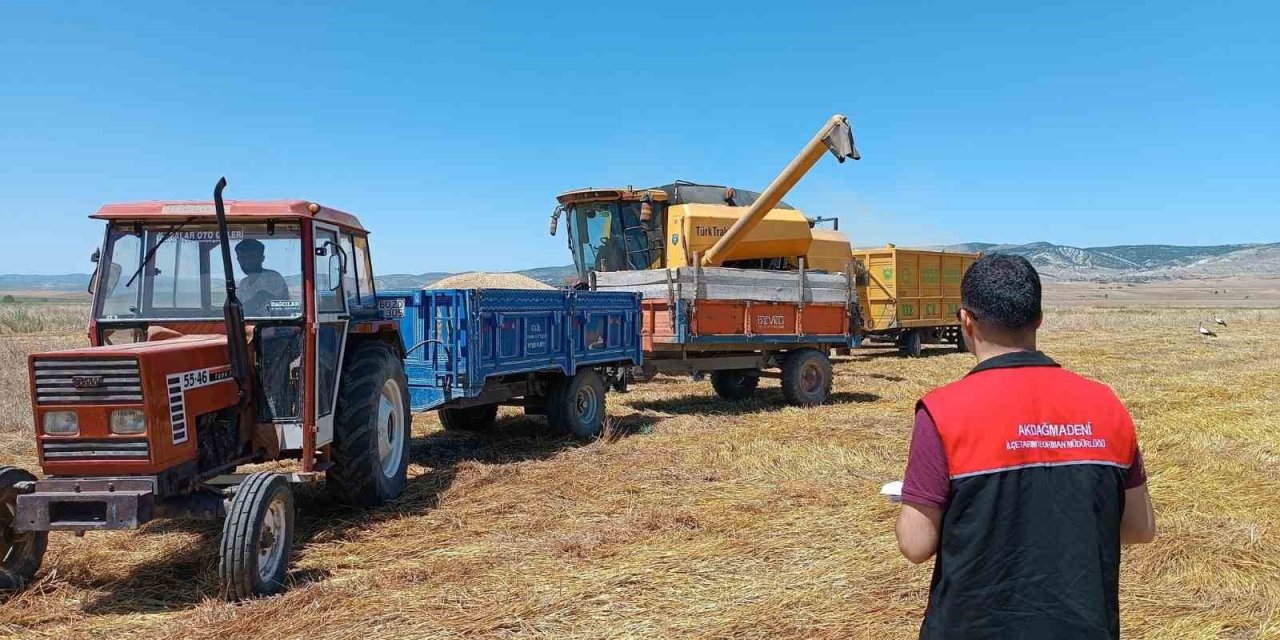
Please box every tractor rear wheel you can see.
[0,466,46,592]
[781,349,833,407]
[711,370,760,401]
[439,404,499,432]
[548,369,607,440]
[219,471,294,600]
[328,342,411,507]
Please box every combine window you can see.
[567,201,664,279]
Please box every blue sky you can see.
[1,1,1276,275]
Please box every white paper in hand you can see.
[880,480,903,503]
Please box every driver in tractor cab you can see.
[235,238,290,315]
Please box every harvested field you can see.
[0,306,1278,639]
[428,272,553,290]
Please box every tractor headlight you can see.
[43,411,79,435]
[110,409,147,435]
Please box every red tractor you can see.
[1,179,411,599]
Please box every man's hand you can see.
[896,501,943,564]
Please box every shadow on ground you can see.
[627,389,881,416]
[837,346,962,362]
[68,414,655,615]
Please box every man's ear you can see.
[1034,314,1044,330]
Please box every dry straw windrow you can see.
[0,305,1277,639]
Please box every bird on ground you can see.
[1199,323,1218,339]
[1214,315,1227,327]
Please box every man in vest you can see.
[896,254,1156,639]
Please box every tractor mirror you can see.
[325,241,347,291]
[88,249,101,294]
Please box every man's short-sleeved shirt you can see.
[905,350,1145,640]
[239,270,290,315]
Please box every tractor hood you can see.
[30,333,239,476]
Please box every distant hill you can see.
[0,274,90,291]
[922,242,1280,281]
[6,242,1280,292]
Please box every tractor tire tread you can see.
[219,471,293,601]
[328,341,409,507]
[0,466,46,592]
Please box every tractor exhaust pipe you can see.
[700,114,860,268]
[213,177,251,402]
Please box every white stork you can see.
[1199,323,1217,339]
[1214,315,1227,327]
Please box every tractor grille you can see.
[32,358,143,404]
[41,438,149,460]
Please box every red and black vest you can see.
[917,351,1139,640]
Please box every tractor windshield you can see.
[95,223,304,321]
[566,201,662,279]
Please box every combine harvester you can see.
[549,115,863,405]
[3,179,642,599]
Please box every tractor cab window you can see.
[96,223,304,321]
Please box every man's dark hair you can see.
[961,254,1042,330]
[235,238,264,254]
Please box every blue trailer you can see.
[376,288,642,438]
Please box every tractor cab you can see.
[75,200,389,471]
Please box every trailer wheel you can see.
[439,404,499,432]
[329,342,411,507]
[711,370,760,401]
[898,329,923,358]
[549,369,607,440]
[0,467,46,592]
[219,472,294,601]
[781,349,832,407]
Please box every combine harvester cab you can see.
[551,114,864,406]
[378,288,642,439]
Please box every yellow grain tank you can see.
[853,246,978,332]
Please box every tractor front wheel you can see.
[329,342,411,507]
[219,472,294,600]
[0,466,46,592]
